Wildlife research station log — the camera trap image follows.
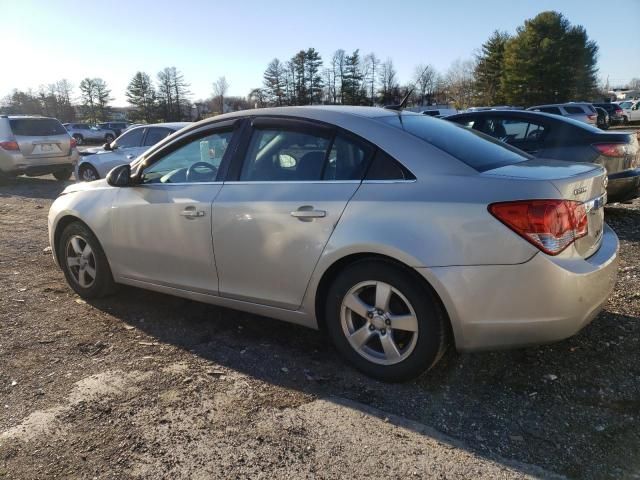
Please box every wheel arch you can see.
[53,215,106,267]
[313,252,453,341]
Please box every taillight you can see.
[489,200,588,255]
[593,143,628,157]
[588,114,597,121]
[615,108,623,115]
[0,141,19,151]
[70,137,77,149]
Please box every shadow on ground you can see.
[87,283,640,479]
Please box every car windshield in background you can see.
[378,113,529,172]
[9,118,67,136]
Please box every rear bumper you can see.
[419,224,619,351]
[607,168,640,202]
[0,150,79,176]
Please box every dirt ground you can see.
[0,176,639,479]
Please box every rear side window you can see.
[365,150,415,180]
[379,114,529,172]
[564,106,585,114]
[9,118,66,136]
[324,134,374,180]
[538,107,562,115]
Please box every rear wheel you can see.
[53,169,73,181]
[58,222,116,298]
[79,164,99,182]
[72,134,84,145]
[325,259,449,382]
[623,116,629,125]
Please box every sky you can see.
[3,0,639,106]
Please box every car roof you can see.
[449,109,563,121]
[527,102,592,109]
[207,105,404,123]
[127,122,191,131]
[6,115,54,120]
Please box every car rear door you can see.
[10,118,71,159]
[212,117,373,310]
[109,121,239,293]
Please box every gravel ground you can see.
[0,176,638,479]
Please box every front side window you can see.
[240,128,331,181]
[480,118,546,142]
[116,128,145,148]
[142,130,232,184]
[143,127,173,147]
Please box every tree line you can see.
[1,11,632,123]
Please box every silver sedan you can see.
[48,106,619,381]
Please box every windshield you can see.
[378,113,530,172]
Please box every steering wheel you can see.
[527,129,543,140]
[186,161,217,182]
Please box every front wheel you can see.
[79,164,99,182]
[58,222,116,298]
[325,259,449,382]
[53,169,73,181]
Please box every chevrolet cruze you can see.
[48,106,619,381]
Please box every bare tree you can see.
[364,53,380,105]
[378,59,398,105]
[413,64,437,106]
[212,76,230,113]
[444,58,478,109]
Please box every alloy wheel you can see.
[65,235,97,288]
[340,280,419,365]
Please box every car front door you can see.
[212,117,374,310]
[109,122,238,294]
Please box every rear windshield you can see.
[10,118,67,136]
[378,114,529,172]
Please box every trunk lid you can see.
[10,118,71,159]
[484,158,607,258]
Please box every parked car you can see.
[595,106,609,130]
[76,123,189,181]
[97,121,130,137]
[0,115,78,181]
[446,109,640,202]
[527,102,597,125]
[593,102,625,125]
[63,123,117,145]
[617,100,640,124]
[49,106,618,381]
[420,108,457,117]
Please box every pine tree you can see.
[263,58,287,106]
[342,50,364,105]
[79,78,98,123]
[502,11,598,106]
[474,31,510,105]
[126,72,156,122]
[94,78,112,121]
[305,48,323,104]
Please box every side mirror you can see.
[103,142,113,151]
[106,164,132,187]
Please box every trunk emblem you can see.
[573,186,587,196]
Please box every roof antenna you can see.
[384,87,414,111]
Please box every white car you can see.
[75,123,189,181]
[617,100,640,123]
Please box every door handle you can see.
[291,206,326,220]
[180,207,206,219]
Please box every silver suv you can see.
[63,123,117,145]
[0,115,79,181]
[527,103,597,125]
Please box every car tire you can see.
[58,221,117,299]
[73,134,84,145]
[325,259,449,382]
[622,116,629,125]
[79,164,100,182]
[53,169,73,181]
[105,134,115,142]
